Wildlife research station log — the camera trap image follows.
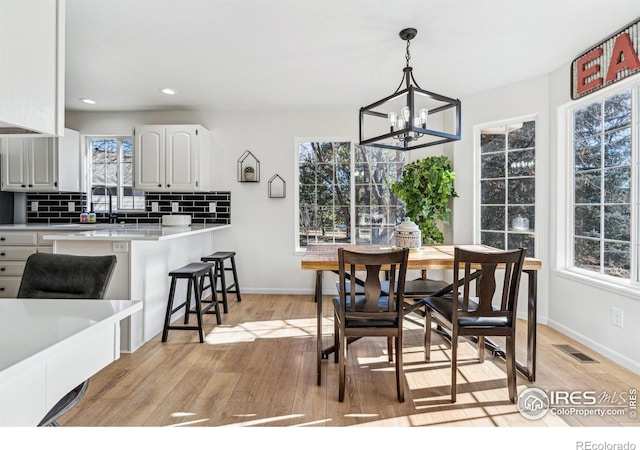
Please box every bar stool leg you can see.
[230,256,242,302]
[199,267,222,324]
[216,260,229,314]
[183,279,193,324]
[162,277,178,342]
[193,277,204,343]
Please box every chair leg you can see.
[396,330,404,402]
[450,329,458,403]
[506,334,517,403]
[230,256,242,302]
[387,337,393,362]
[424,310,432,362]
[161,277,177,342]
[477,335,485,362]
[193,278,204,343]
[183,279,193,324]
[338,328,347,402]
[333,311,339,364]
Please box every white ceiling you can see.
[65,0,640,113]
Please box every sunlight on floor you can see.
[204,317,318,344]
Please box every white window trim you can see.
[556,74,640,297]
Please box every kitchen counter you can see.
[41,223,230,242]
[44,223,231,352]
[0,298,141,426]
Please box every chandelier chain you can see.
[405,39,411,67]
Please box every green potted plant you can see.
[243,165,256,181]
[391,155,458,244]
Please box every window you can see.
[297,140,404,249]
[88,137,145,213]
[571,90,632,280]
[478,120,536,257]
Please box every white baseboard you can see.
[547,319,640,375]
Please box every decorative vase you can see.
[394,217,422,250]
[244,172,255,181]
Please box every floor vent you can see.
[553,344,599,363]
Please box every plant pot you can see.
[244,172,255,181]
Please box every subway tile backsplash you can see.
[26,191,231,225]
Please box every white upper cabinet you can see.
[134,125,211,191]
[0,0,65,136]
[0,129,81,192]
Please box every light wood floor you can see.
[59,293,640,428]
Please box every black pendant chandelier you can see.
[359,28,461,151]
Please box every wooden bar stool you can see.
[201,251,242,314]
[161,262,221,343]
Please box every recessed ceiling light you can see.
[79,98,96,104]
[159,88,177,95]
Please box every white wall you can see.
[66,108,360,296]
[546,64,640,373]
[450,76,551,324]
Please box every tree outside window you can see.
[297,141,404,249]
[572,91,632,279]
[89,137,145,213]
[479,120,536,258]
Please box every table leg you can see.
[315,270,323,385]
[517,269,537,382]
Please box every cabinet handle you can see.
[158,184,162,187]
[0,237,4,241]
[21,184,26,188]
[0,267,5,271]
[0,253,5,256]
[167,184,170,188]
[0,287,4,291]
[28,184,33,187]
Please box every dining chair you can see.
[333,247,409,402]
[17,252,117,426]
[423,247,525,403]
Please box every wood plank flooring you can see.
[58,293,640,428]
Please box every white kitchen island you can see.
[42,224,230,352]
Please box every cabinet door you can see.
[165,126,198,190]
[1,137,30,190]
[134,126,165,190]
[29,138,57,190]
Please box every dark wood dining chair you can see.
[17,252,117,426]
[333,247,409,402]
[423,247,525,403]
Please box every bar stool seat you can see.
[161,261,221,343]
[201,251,242,314]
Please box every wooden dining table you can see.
[300,244,542,386]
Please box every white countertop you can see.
[0,299,142,378]
[40,223,230,241]
[0,298,142,426]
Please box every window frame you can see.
[294,138,404,253]
[475,116,538,258]
[85,135,145,213]
[557,75,640,296]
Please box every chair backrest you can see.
[337,247,408,319]
[17,253,117,299]
[452,247,525,326]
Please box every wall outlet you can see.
[112,242,129,253]
[611,307,624,328]
[31,201,38,212]
[171,202,179,212]
[67,201,75,212]
[151,202,159,213]
[209,202,216,213]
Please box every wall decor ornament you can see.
[268,174,286,198]
[237,150,260,182]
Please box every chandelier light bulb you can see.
[401,106,411,122]
[419,108,429,124]
[388,112,398,130]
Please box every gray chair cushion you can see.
[424,295,510,328]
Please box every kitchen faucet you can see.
[90,185,117,224]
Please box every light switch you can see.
[172,202,179,212]
[31,201,38,212]
[68,202,75,212]
[209,202,216,213]
[151,202,159,212]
